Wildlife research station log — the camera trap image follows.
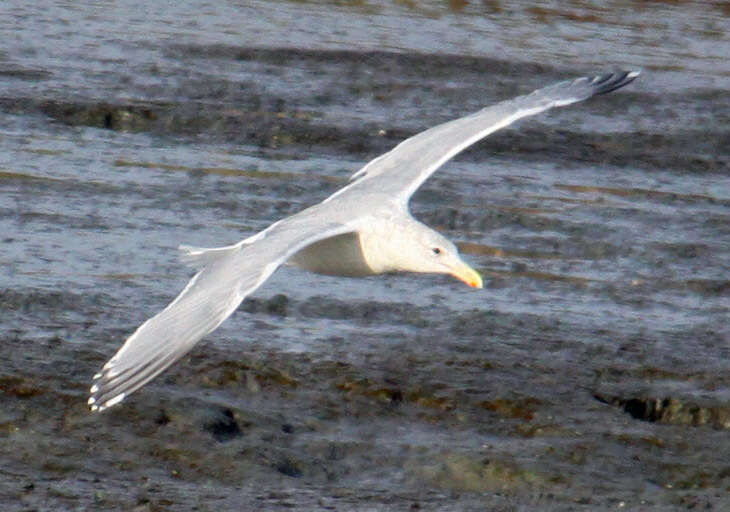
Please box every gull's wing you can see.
[332,71,639,206]
[89,212,354,411]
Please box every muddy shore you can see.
[1,2,729,511]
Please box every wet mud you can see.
[3,48,728,177]
[2,2,730,511]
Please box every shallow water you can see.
[1,1,729,510]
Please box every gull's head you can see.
[366,220,482,289]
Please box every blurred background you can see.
[1,1,728,510]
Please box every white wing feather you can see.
[89,216,353,411]
[331,71,639,205]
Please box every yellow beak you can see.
[449,261,483,289]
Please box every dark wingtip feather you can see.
[590,70,640,96]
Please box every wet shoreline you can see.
[2,2,729,510]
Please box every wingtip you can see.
[590,69,640,96]
[88,366,125,412]
[88,392,102,412]
[88,383,126,412]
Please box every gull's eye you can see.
[432,247,442,256]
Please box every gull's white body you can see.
[89,71,639,411]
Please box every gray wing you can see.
[89,212,354,411]
[332,71,639,206]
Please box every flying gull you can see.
[89,70,639,411]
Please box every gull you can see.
[89,70,639,411]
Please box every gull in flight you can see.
[89,70,639,411]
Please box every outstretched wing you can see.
[89,213,354,411]
[333,71,639,206]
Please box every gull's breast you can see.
[288,231,376,277]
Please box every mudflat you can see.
[1,2,728,510]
